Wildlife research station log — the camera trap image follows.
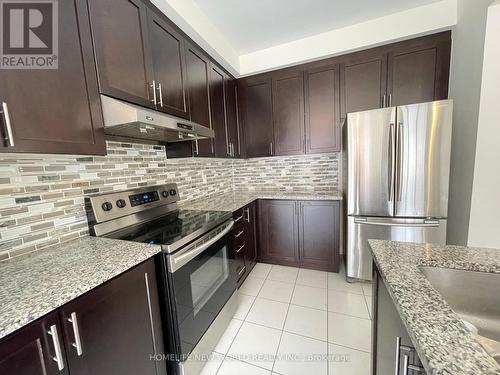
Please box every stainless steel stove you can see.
[85,184,238,375]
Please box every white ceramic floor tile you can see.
[246,297,289,329]
[258,279,295,303]
[217,358,272,375]
[273,332,328,375]
[239,276,266,297]
[328,290,370,319]
[234,293,256,320]
[328,312,372,352]
[266,265,299,284]
[291,284,327,310]
[214,318,244,354]
[296,269,327,289]
[362,282,373,296]
[250,263,273,279]
[284,304,327,341]
[228,322,281,370]
[327,273,364,295]
[328,344,371,375]
[199,352,225,375]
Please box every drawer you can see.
[233,225,245,242]
[232,208,245,225]
[234,240,245,260]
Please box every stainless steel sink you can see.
[419,267,500,363]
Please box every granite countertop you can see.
[0,236,161,341]
[180,190,342,212]
[369,239,500,375]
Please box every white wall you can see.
[446,0,492,245]
[467,1,500,248]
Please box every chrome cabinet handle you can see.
[1,102,14,147]
[150,80,157,105]
[388,94,393,107]
[234,214,244,223]
[237,266,246,277]
[382,94,387,108]
[48,324,65,371]
[269,142,273,155]
[244,208,250,222]
[157,82,163,107]
[235,243,245,254]
[230,143,235,157]
[227,142,231,156]
[402,354,409,375]
[67,312,83,356]
[144,273,158,359]
[394,336,401,375]
[194,139,199,156]
[235,229,244,238]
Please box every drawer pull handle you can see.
[234,215,244,223]
[236,243,245,254]
[235,229,244,238]
[67,312,83,356]
[238,266,246,277]
[48,324,65,371]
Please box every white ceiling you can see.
[192,0,442,54]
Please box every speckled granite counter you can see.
[180,190,342,212]
[0,236,161,340]
[369,240,500,375]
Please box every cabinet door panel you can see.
[342,54,387,116]
[0,312,68,375]
[245,202,258,267]
[305,65,341,153]
[299,201,340,272]
[210,65,229,157]
[240,78,273,158]
[0,0,105,155]
[258,200,299,266]
[273,72,305,155]
[59,259,165,375]
[225,78,240,157]
[88,0,153,108]
[148,10,189,118]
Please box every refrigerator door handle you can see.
[396,120,404,202]
[388,123,396,203]
[353,217,441,227]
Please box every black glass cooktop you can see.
[104,209,231,253]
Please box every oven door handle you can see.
[168,220,234,272]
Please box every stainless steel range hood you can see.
[100,95,214,143]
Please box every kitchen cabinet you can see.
[210,64,229,157]
[304,64,342,153]
[0,311,68,375]
[148,8,189,119]
[0,259,165,375]
[239,77,274,158]
[233,202,258,284]
[0,0,105,155]
[373,266,425,375]
[88,0,153,109]
[244,202,258,268]
[225,78,240,158]
[272,71,305,156]
[257,199,340,271]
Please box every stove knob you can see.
[101,202,113,211]
[116,199,126,208]
[162,191,169,198]
[169,189,177,196]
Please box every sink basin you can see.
[419,266,500,363]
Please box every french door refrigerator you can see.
[345,100,453,281]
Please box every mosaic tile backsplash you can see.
[0,141,339,260]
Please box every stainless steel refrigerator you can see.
[344,100,453,281]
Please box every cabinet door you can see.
[0,311,68,375]
[258,200,299,266]
[244,202,258,267]
[210,64,229,157]
[299,201,340,272]
[0,0,105,155]
[304,65,341,153]
[88,0,153,108]
[239,77,274,158]
[148,9,189,118]
[185,45,213,157]
[59,259,165,375]
[272,71,305,155]
[341,53,387,117]
[387,43,449,106]
[225,78,240,157]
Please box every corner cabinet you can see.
[0,0,105,155]
[0,259,166,375]
[258,200,340,272]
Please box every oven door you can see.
[163,220,237,360]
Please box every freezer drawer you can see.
[346,216,447,281]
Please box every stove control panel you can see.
[85,183,180,224]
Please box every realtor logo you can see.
[0,0,58,69]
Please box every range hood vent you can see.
[100,95,214,143]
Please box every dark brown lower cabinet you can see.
[258,199,340,272]
[233,201,258,285]
[0,259,165,375]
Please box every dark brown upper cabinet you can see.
[239,77,274,158]
[147,8,189,119]
[341,53,387,117]
[185,45,213,157]
[0,0,105,155]
[272,71,305,156]
[88,0,154,109]
[225,78,240,158]
[209,64,229,157]
[304,64,341,153]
